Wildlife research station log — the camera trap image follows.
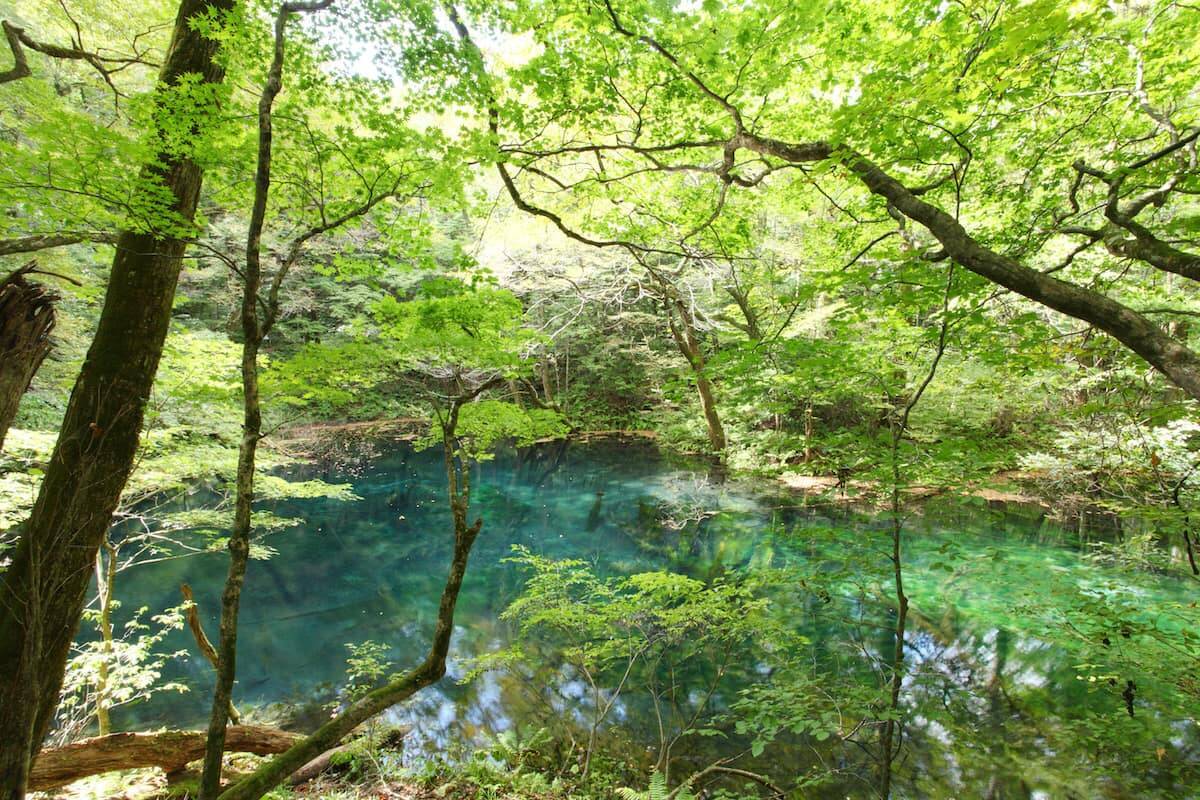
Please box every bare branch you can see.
[0,231,117,257]
[1,18,159,100]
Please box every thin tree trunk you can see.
[92,539,117,736]
[197,5,285,793]
[180,584,239,723]
[199,325,261,795]
[216,536,476,800]
[198,281,263,800]
[667,300,727,451]
[198,6,340,794]
[214,399,484,800]
[878,398,912,799]
[878,491,907,799]
[694,372,726,452]
[1183,528,1199,576]
[0,3,232,796]
[539,357,556,407]
[0,268,55,450]
[803,401,814,462]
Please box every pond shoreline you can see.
[272,417,1126,527]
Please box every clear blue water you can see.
[100,437,1200,798]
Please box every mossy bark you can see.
[0,2,233,796]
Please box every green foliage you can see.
[418,400,567,457]
[55,604,188,743]
[1021,416,1200,513]
[470,548,793,794]
[616,770,691,800]
[4,0,1200,794]
[500,546,767,670]
[373,286,542,378]
[343,640,391,702]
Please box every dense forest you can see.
[0,0,1198,798]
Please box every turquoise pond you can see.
[98,437,1200,798]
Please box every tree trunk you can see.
[507,377,524,407]
[217,517,479,800]
[285,741,357,786]
[199,313,262,800]
[214,402,483,800]
[0,2,233,796]
[0,269,55,450]
[92,539,117,736]
[198,78,269,800]
[879,506,908,799]
[198,6,325,795]
[694,372,727,452]
[28,726,302,792]
[539,356,556,406]
[666,300,727,452]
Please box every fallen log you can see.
[288,726,409,786]
[30,725,303,791]
[286,742,356,786]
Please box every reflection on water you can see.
[103,438,1199,797]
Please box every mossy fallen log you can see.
[30,725,303,791]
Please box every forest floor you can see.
[291,778,558,800]
[41,770,558,800]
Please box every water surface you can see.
[105,438,1200,798]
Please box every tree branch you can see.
[0,231,118,258]
[1,18,159,97]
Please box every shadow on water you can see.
[99,437,1199,798]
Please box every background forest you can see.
[0,0,1198,798]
